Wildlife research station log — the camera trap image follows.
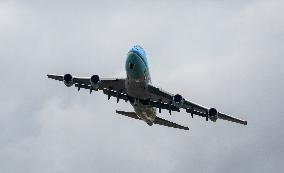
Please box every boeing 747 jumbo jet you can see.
[47,45,247,130]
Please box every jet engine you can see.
[90,75,101,90]
[208,108,218,122]
[173,94,184,107]
[63,74,73,87]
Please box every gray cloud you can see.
[0,0,283,173]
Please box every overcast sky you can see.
[0,0,284,172]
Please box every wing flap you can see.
[75,83,90,90]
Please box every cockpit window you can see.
[129,63,134,69]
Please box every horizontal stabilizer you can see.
[154,117,189,130]
[115,110,140,120]
[115,110,189,131]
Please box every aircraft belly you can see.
[126,78,150,100]
[133,104,156,124]
[126,77,155,124]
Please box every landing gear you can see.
[134,98,139,106]
[140,99,150,105]
[147,122,153,126]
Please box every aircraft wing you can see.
[147,84,247,125]
[47,74,126,93]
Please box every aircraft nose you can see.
[125,52,146,79]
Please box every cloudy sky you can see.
[0,0,284,172]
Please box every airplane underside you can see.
[132,102,156,125]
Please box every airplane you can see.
[47,45,247,131]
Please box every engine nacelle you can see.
[63,74,73,87]
[208,108,218,122]
[173,94,184,107]
[90,75,101,90]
